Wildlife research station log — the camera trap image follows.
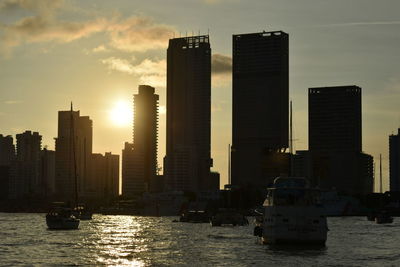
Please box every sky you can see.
[1,0,400,191]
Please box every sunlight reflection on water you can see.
[1,214,400,266]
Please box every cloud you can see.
[0,1,175,56]
[211,54,231,87]
[318,21,400,28]
[100,57,134,74]
[4,100,23,104]
[0,0,64,15]
[101,57,166,87]
[92,45,107,53]
[212,53,231,74]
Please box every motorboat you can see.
[210,209,248,226]
[375,211,393,224]
[254,177,328,245]
[73,204,93,220]
[46,207,80,230]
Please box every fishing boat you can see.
[254,177,328,245]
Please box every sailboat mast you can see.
[289,100,293,176]
[70,102,78,206]
[379,154,383,193]
[228,144,231,185]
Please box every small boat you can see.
[375,211,393,224]
[46,207,80,230]
[210,209,248,226]
[255,177,328,245]
[179,210,210,223]
[73,204,93,220]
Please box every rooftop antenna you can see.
[198,30,200,36]
[208,28,210,36]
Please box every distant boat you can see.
[73,203,93,220]
[375,211,393,224]
[46,205,79,230]
[254,177,328,245]
[210,209,248,226]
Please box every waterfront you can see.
[0,214,399,266]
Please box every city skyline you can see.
[1,0,400,190]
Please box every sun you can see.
[109,100,132,127]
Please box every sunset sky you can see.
[1,0,400,191]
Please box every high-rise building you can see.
[122,85,159,196]
[0,134,15,165]
[55,106,92,200]
[389,129,400,191]
[0,134,15,200]
[308,86,373,195]
[231,31,289,188]
[164,35,215,192]
[92,152,119,198]
[39,148,56,197]
[10,131,42,198]
[309,86,361,152]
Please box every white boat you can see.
[255,177,328,245]
[46,207,80,230]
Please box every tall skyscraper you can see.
[55,106,92,200]
[164,35,214,192]
[122,85,159,196]
[308,86,373,194]
[92,152,119,198]
[231,31,289,188]
[389,129,400,191]
[0,134,15,200]
[10,131,42,198]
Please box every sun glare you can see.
[109,100,132,127]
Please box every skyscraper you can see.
[164,35,214,192]
[231,31,289,187]
[308,86,373,194]
[0,134,14,200]
[389,129,400,191]
[122,85,159,196]
[55,106,92,200]
[10,131,42,198]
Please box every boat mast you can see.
[289,100,293,176]
[70,102,78,206]
[380,153,383,193]
[228,144,231,185]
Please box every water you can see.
[1,214,399,266]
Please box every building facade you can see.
[308,86,373,195]
[164,35,215,192]
[55,107,92,201]
[0,134,15,200]
[231,31,289,188]
[389,129,400,191]
[10,131,42,198]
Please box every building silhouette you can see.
[39,148,55,198]
[0,134,15,200]
[389,129,400,191]
[122,85,159,196]
[164,35,217,192]
[10,131,42,198]
[308,86,373,195]
[92,152,119,198]
[55,107,92,200]
[231,31,289,188]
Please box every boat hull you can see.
[46,216,80,230]
[262,206,328,246]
